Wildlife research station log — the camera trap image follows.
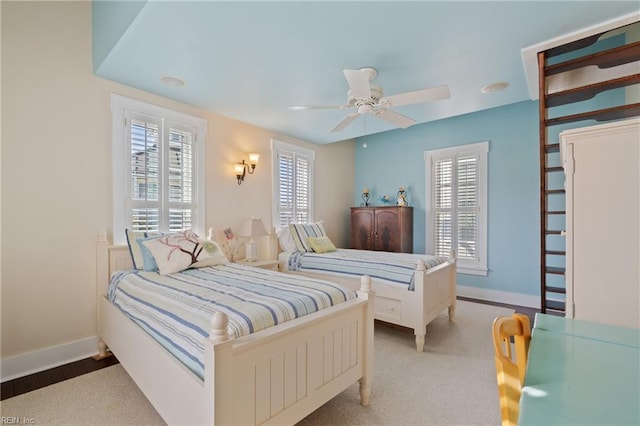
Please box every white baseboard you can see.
[457,285,539,309]
[1,336,99,382]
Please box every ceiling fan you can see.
[290,67,450,133]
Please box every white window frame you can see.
[271,139,315,229]
[425,141,488,276]
[111,94,206,244]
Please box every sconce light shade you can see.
[239,217,268,261]
[234,153,260,185]
[234,163,245,174]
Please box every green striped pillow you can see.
[288,222,327,252]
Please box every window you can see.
[112,94,206,244]
[425,141,488,275]
[271,139,315,228]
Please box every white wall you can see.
[0,1,355,373]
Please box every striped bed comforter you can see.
[286,249,449,291]
[108,263,355,380]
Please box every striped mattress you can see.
[286,249,449,290]
[108,263,355,380]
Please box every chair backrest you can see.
[492,313,531,426]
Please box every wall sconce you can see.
[234,153,259,185]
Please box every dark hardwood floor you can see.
[0,297,539,401]
[1,355,120,401]
[458,296,540,325]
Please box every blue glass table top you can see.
[519,314,640,425]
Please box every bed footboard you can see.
[206,276,374,424]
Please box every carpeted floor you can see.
[0,300,513,425]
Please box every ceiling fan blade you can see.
[330,113,359,133]
[289,104,349,110]
[343,69,371,99]
[383,85,451,107]
[373,109,416,129]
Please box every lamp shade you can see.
[248,153,260,165]
[239,218,268,238]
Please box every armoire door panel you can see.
[350,208,375,250]
[375,210,400,252]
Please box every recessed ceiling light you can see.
[161,76,185,87]
[481,81,510,94]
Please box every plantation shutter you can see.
[426,141,487,275]
[432,154,480,261]
[274,141,314,228]
[166,125,194,232]
[278,153,295,226]
[126,115,196,233]
[457,155,478,261]
[433,158,453,257]
[294,155,311,223]
[129,117,161,232]
[112,94,206,244]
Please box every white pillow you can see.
[277,227,298,253]
[142,229,228,275]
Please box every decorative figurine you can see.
[397,186,408,206]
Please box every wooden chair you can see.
[492,313,531,426]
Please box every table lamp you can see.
[239,217,268,261]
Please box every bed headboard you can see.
[96,231,132,298]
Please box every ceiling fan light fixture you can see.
[481,81,510,93]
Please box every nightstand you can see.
[235,259,280,271]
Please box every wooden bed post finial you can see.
[359,275,372,293]
[416,259,426,272]
[208,312,231,343]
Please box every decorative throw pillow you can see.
[137,235,164,272]
[289,222,327,253]
[307,236,337,253]
[142,229,228,275]
[125,229,162,269]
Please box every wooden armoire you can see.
[350,206,413,253]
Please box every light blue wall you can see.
[354,100,540,296]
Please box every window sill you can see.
[458,266,488,277]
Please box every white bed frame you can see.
[279,250,456,352]
[95,232,375,425]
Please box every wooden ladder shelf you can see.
[538,22,640,314]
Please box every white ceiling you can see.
[93,1,639,144]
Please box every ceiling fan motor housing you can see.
[348,84,384,107]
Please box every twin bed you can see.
[276,222,457,352]
[278,248,457,352]
[96,232,375,425]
